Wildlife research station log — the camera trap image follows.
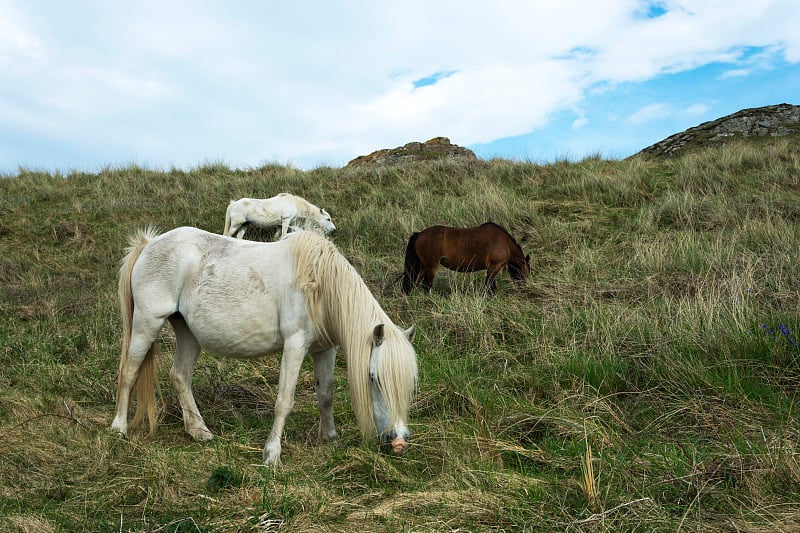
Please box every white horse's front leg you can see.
[263,338,307,465]
[312,347,338,442]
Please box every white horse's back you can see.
[132,227,305,357]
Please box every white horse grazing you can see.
[223,193,336,239]
[110,226,417,464]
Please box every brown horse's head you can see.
[508,253,531,284]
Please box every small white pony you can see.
[110,226,417,464]
[223,193,336,239]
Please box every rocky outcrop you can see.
[635,103,800,159]
[346,137,478,167]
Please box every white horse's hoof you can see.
[110,418,127,435]
[318,430,338,443]
[263,444,282,465]
[263,454,281,466]
[188,427,213,441]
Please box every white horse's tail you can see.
[223,201,234,236]
[117,227,161,433]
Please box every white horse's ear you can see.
[403,325,416,342]
[372,324,385,346]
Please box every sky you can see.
[1,1,799,175]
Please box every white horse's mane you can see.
[289,231,417,436]
[276,192,317,219]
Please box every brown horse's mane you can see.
[483,221,525,257]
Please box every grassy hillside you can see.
[2,139,800,531]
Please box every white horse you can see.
[110,226,417,464]
[223,193,336,239]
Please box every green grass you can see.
[2,139,800,531]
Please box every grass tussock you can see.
[2,139,800,531]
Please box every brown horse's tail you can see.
[402,232,421,294]
[117,228,160,433]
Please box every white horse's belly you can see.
[181,295,284,358]
[199,329,285,359]
[180,264,314,359]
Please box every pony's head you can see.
[508,253,531,283]
[369,323,417,453]
[318,208,336,234]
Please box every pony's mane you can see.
[288,231,417,436]
[278,192,318,219]
[484,221,524,256]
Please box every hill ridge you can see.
[635,102,800,158]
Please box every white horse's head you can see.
[369,323,417,454]
[289,231,417,454]
[318,208,336,234]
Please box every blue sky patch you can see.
[636,2,668,19]
[558,46,598,60]
[413,70,457,88]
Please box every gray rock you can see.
[346,137,478,167]
[635,103,800,159]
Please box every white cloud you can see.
[627,103,672,125]
[1,0,800,170]
[684,103,710,116]
[348,63,588,146]
[0,3,43,67]
[572,117,589,129]
[626,102,710,126]
[720,69,751,79]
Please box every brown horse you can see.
[402,222,530,294]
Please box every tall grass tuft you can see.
[581,422,600,513]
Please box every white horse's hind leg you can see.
[312,347,338,442]
[280,217,291,238]
[227,209,249,238]
[263,336,307,465]
[168,315,212,441]
[111,313,165,435]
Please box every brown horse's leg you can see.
[422,266,437,292]
[485,263,503,294]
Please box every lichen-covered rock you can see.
[346,137,478,167]
[635,103,800,159]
